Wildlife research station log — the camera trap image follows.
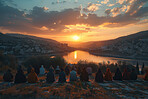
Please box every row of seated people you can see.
[2,66,148,84]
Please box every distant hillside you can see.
[0,33,74,56]
[87,30,148,59]
[6,33,59,44]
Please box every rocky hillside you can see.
[0,33,74,56]
[86,30,148,59]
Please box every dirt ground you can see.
[0,73,147,99]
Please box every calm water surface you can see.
[63,50,148,67]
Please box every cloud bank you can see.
[0,0,148,35]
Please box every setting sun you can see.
[73,35,80,41]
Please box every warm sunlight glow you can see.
[73,35,80,41]
[74,51,77,59]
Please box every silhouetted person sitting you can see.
[28,68,38,83]
[77,66,81,75]
[46,68,55,83]
[80,68,89,82]
[49,66,54,73]
[55,66,60,74]
[70,68,77,82]
[14,69,27,83]
[17,65,22,71]
[3,69,13,82]
[113,68,122,81]
[144,70,148,81]
[130,68,137,80]
[27,65,32,74]
[65,66,70,75]
[86,67,92,75]
[39,65,45,75]
[136,62,140,75]
[95,68,103,83]
[34,66,40,75]
[122,68,130,80]
[58,68,66,83]
[141,63,145,75]
[104,68,112,81]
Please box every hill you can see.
[86,30,148,59]
[63,30,148,59]
[0,33,74,56]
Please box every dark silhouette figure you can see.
[130,68,137,80]
[122,68,130,80]
[46,68,55,83]
[136,62,139,75]
[144,70,148,81]
[95,68,103,83]
[3,69,13,82]
[14,69,27,83]
[113,68,122,81]
[33,66,40,75]
[80,68,89,82]
[55,66,60,74]
[65,66,70,75]
[58,68,66,83]
[17,65,22,71]
[49,66,54,73]
[28,68,38,83]
[77,66,81,75]
[86,67,92,75]
[27,65,32,74]
[104,68,112,81]
[141,63,145,75]
[70,68,77,82]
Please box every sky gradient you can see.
[0,0,148,42]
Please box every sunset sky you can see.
[0,0,148,42]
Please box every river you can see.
[63,50,148,67]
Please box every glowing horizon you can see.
[0,0,148,42]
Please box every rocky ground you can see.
[0,74,147,99]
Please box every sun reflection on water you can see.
[74,51,77,59]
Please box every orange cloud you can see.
[40,26,49,31]
[101,0,109,4]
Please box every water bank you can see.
[63,50,148,66]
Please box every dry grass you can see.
[0,72,148,99]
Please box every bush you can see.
[0,52,18,72]
[98,61,135,73]
[23,55,67,70]
[77,60,98,73]
[76,60,136,74]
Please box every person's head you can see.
[106,68,110,72]
[17,68,23,73]
[18,65,22,70]
[72,67,76,71]
[29,65,32,68]
[31,68,35,73]
[41,65,44,68]
[7,69,11,72]
[98,68,101,72]
[50,65,53,68]
[57,66,59,68]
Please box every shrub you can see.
[77,60,98,73]
[0,52,18,72]
[23,55,67,70]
